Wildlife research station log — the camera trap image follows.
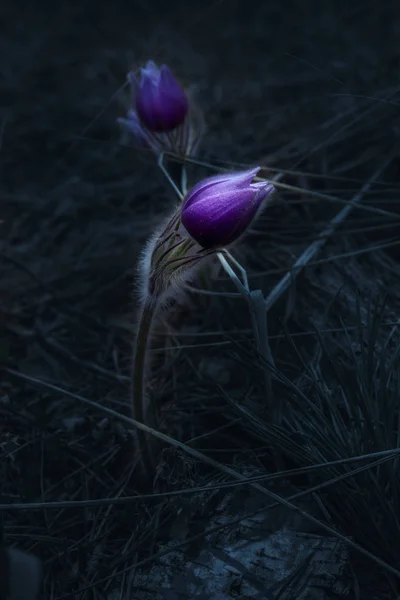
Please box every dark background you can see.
[2,0,400,598]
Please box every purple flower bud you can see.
[133,60,189,133]
[181,168,275,249]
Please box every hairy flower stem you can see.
[132,296,159,475]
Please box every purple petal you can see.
[159,65,186,98]
[140,60,161,86]
[181,182,274,249]
[117,111,144,136]
[182,168,261,211]
[117,111,161,151]
[135,61,188,132]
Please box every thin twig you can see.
[1,447,399,511]
[264,153,395,311]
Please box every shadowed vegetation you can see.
[1,0,400,598]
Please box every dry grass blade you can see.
[53,452,395,599]
[264,153,395,311]
[5,367,400,584]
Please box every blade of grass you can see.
[6,366,400,584]
[263,153,396,311]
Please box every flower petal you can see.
[134,61,188,132]
[159,65,186,97]
[140,60,160,85]
[181,184,273,249]
[182,167,261,211]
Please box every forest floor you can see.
[1,1,400,598]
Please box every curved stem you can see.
[132,296,159,474]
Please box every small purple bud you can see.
[134,60,189,133]
[181,168,275,249]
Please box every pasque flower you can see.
[118,60,203,158]
[181,168,275,249]
[134,61,189,133]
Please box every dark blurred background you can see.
[2,1,400,598]
[1,0,399,191]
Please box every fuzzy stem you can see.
[132,296,159,474]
